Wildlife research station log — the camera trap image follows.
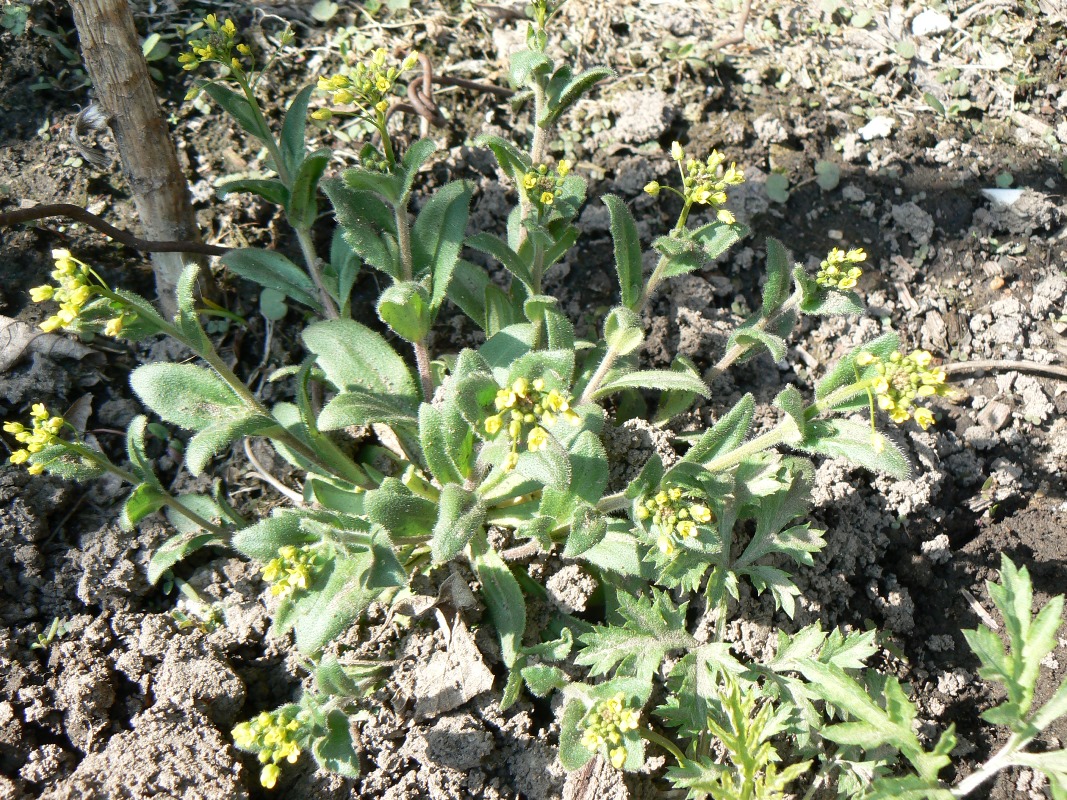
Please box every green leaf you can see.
[363,478,437,539]
[773,384,809,443]
[120,483,166,530]
[174,265,211,352]
[652,356,702,425]
[340,165,402,205]
[447,259,490,329]
[558,699,594,770]
[485,284,522,337]
[521,664,568,697]
[232,508,314,561]
[431,484,486,563]
[322,179,400,278]
[761,238,791,314]
[377,281,431,342]
[576,521,650,578]
[202,82,270,142]
[797,418,912,479]
[318,387,418,431]
[682,394,755,466]
[328,227,361,310]
[221,248,322,311]
[216,178,290,206]
[568,430,609,505]
[603,195,643,308]
[475,133,530,182]
[471,540,527,667]
[540,66,614,126]
[164,494,227,535]
[480,324,535,382]
[541,224,579,273]
[516,432,571,490]
[292,552,381,654]
[419,403,472,485]
[411,180,473,290]
[302,319,418,401]
[592,370,709,400]
[279,84,315,178]
[467,231,535,291]
[509,49,551,86]
[399,138,438,199]
[147,530,225,584]
[185,414,279,476]
[312,709,361,779]
[727,326,787,363]
[577,589,697,680]
[562,503,607,558]
[130,363,244,432]
[603,306,644,356]
[766,172,790,203]
[692,220,749,262]
[286,148,330,229]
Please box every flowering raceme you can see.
[580,693,641,768]
[856,349,951,429]
[31,249,130,337]
[635,485,715,555]
[4,403,63,475]
[313,49,419,123]
[484,377,580,469]
[262,544,327,599]
[644,142,744,224]
[816,247,866,291]
[520,160,570,211]
[179,13,252,76]
[232,707,310,788]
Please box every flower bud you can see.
[643,181,660,196]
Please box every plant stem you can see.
[640,727,686,765]
[706,290,801,380]
[296,226,339,319]
[579,205,694,404]
[951,734,1025,797]
[596,491,630,515]
[237,75,291,187]
[392,202,435,400]
[530,82,548,166]
[62,441,230,538]
[701,424,791,473]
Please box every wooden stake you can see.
[68,0,208,317]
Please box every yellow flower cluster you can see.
[816,247,866,291]
[261,544,325,599]
[521,160,570,209]
[313,49,419,122]
[4,404,63,475]
[34,249,92,333]
[31,249,129,337]
[856,349,950,429]
[635,485,714,556]
[484,377,580,470]
[232,708,308,789]
[579,693,641,769]
[179,14,251,75]
[645,142,743,225]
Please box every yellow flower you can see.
[609,747,626,769]
[29,285,54,302]
[27,464,44,475]
[204,13,219,30]
[557,159,571,178]
[671,141,684,161]
[484,415,502,435]
[644,181,660,196]
[716,209,735,224]
[375,75,390,92]
[260,764,280,789]
[9,449,29,465]
[522,173,538,190]
[913,407,935,429]
[31,404,48,420]
[540,191,555,205]
[527,426,549,451]
[104,317,125,338]
[3,422,24,434]
[401,52,420,71]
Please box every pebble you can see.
[911,10,951,36]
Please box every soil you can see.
[1,1,1067,798]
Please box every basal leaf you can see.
[130,363,244,432]
[302,319,418,401]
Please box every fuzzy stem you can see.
[296,226,339,319]
[236,74,291,187]
[640,728,686,766]
[61,441,230,538]
[596,491,630,515]
[392,202,435,400]
[706,290,802,380]
[701,424,791,474]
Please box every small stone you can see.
[858,116,895,141]
[911,10,951,36]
